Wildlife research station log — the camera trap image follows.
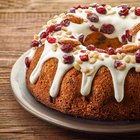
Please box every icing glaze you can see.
[27,4,140,102]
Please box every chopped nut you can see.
[78,9,83,12]
[52,44,58,51]
[121,16,126,19]
[117,53,123,60]
[89,58,96,64]
[86,68,95,76]
[135,66,140,72]
[131,15,137,19]
[124,56,131,63]
[84,18,88,23]
[34,34,39,40]
[105,5,112,10]
[104,54,109,58]
[121,53,126,58]
[130,56,136,64]
[73,50,78,55]
[66,31,72,35]
[107,10,116,15]
[76,59,83,64]
[73,62,81,71]
[130,7,135,12]
[84,9,91,13]
[94,53,99,59]
[111,55,118,60]
[62,27,68,32]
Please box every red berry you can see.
[61,19,70,27]
[31,40,39,47]
[47,25,55,32]
[78,34,84,43]
[74,5,82,9]
[114,60,123,69]
[121,35,127,45]
[63,54,74,64]
[135,7,140,16]
[54,24,62,31]
[69,8,76,13]
[69,35,75,39]
[25,57,30,68]
[80,50,86,53]
[118,4,131,9]
[61,44,73,53]
[107,48,116,55]
[40,32,47,39]
[87,12,99,22]
[119,9,129,16]
[96,6,107,14]
[86,45,96,51]
[89,25,98,31]
[135,49,140,63]
[80,55,89,61]
[100,24,115,34]
[47,37,56,43]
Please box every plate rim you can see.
[10,50,140,133]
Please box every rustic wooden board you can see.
[0,0,140,139]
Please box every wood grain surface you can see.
[0,0,140,139]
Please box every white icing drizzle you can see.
[27,4,140,102]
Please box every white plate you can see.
[10,50,140,133]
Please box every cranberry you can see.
[80,55,89,61]
[86,45,96,51]
[40,32,47,39]
[107,48,116,55]
[118,4,131,9]
[25,57,30,68]
[89,25,98,31]
[87,12,99,22]
[96,6,107,14]
[80,50,86,53]
[114,60,123,69]
[100,24,115,34]
[54,24,62,31]
[125,30,132,42]
[63,54,74,64]
[135,7,140,16]
[119,9,129,16]
[61,44,73,53]
[74,5,82,9]
[31,40,39,47]
[61,19,70,27]
[78,34,84,44]
[135,49,140,63]
[69,8,76,13]
[101,4,106,7]
[47,25,55,32]
[47,37,56,43]
[121,35,127,45]
[69,35,75,39]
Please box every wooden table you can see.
[0,0,140,139]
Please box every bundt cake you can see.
[25,3,140,120]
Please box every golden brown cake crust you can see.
[26,45,140,120]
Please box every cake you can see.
[25,3,140,120]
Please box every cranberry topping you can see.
[121,35,127,45]
[69,35,75,39]
[89,25,98,31]
[114,60,123,69]
[135,7,140,16]
[61,19,70,27]
[69,8,76,13]
[86,45,96,51]
[119,8,129,16]
[63,54,74,64]
[61,44,73,53]
[135,49,140,63]
[47,37,56,43]
[78,34,84,44]
[107,48,116,55]
[118,4,131,9]
[100,24,115,34]
[80,50,86,53]
[80,54,89,61]
[40,32,47,39]
[96,6,107,14]
[54,24,62,31]
[87,12,99,22]
[31,40,39,47]
[74,5,89,9]
[25,57,30,68]
[47,25,55,32]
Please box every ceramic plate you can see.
[10,50,140,133]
